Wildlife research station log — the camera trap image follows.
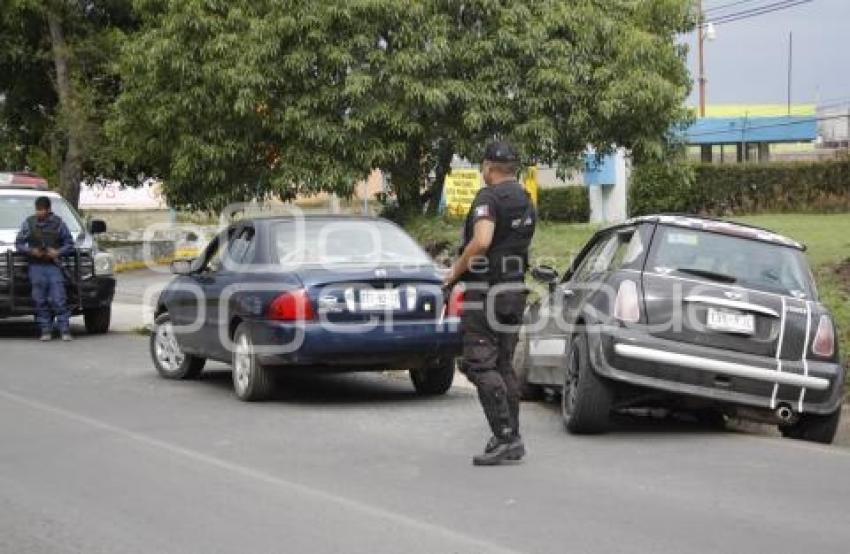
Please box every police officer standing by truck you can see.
[15,196,75,341]
[443,141,536,466]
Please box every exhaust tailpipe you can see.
[775,404,794,423]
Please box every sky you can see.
[684,0,850,107]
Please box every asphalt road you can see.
[2,319,850,554]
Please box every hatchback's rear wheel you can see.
[562,332,613,434]
[150,313,205,379]
[232,323,274,401]
[780,409,841,444]
[410,360,455,396]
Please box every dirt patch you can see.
[833,258,850,291]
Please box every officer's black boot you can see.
[473,429,525,466]
[484,434,525,461]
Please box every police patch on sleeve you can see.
[475,204,491,218]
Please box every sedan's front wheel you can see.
[232,323,274,401]
[150,313,205,379]
[562,332,613,434]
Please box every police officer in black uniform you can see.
[443,141,536,466]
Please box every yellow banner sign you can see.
[443,169,482,217]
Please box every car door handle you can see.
[557,285,575,298]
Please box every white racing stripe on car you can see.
[770,296,788,410]
[798,301,812,413]
[614,344,830,390]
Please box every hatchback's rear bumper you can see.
[588,325,844,415]
[246,317,463,369]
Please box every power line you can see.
[704,0,765,14]
[710,0,815,25]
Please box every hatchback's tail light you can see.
[614,280,640,323]
[267,289,315,321]
[812,314,835,358]
[446,287,464,318]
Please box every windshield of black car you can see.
[649,225,814,298]
[271,219,432,266]
[0,195,84,236]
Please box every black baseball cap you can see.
[482,141,520,163]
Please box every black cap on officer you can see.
[482,141,520,164]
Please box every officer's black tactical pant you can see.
[460,286,528,438]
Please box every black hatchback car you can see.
[516,215,844,444]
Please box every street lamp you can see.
[697,0,717,118]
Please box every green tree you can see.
[0,0,137,207]
[110,0,694,213]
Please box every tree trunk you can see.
[426,140,454,216]
[46,7,82,208]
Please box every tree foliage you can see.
[110,0,695,212]
[0,0,137,206]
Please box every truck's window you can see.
[0,195,84,235]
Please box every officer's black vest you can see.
[26,214,63,250]
[463,181,536,283]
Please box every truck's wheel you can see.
[150,312,205,379]
[410,360,455,396]
[84,306,111,334]
[513,325,543,401]
[780,409,841,444]
[562,332,613,434]
[232,323,274,401]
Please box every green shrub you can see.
[537,187,590,222]
[629,160,696,216]
[630,157,850,216]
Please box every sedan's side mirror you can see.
[89,219,107,234]
[170,259,194,275]
[532,265,559,284]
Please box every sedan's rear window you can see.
[271,219,432,266]
[648,225,815,299]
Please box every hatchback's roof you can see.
[625,214,805,251]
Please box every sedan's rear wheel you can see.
[232,323,274,401]
[780,409,841,444]
[150,313,205,379]
[562,332,612,434]
[410,360,455,396]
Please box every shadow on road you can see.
[195,367,467,407]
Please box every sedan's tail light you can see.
[614,280,640,323]
[267,289,315,321]
[446,287,464,318]
[812,314,835,358]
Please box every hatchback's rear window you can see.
[649,225,815,299]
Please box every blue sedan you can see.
[150,216,463,400]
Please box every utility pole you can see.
[787,31,793,116]
[698,0,705,117]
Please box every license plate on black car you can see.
[707,308,755,334]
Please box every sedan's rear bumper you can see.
[246,318,463,369]
[588,325,844,415]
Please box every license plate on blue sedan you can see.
[707,308,755,334]
[359,289,401,310]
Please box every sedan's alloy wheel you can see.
[233,333,253,397]
[154,320,185,372]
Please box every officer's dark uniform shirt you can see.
[15,213,75,263]
[462,181,536,283]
